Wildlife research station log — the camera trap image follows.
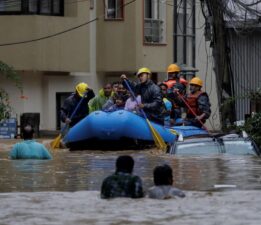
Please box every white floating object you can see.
[242,130,248,138]
[178,134,184,142]
[214,184,237,188]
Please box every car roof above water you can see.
[169,133,260,156]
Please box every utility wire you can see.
[0,0,136,47]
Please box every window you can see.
[0,0,64,16]
[144,0,166,44]
[173,0,196,66]
[104,0,124,20]
[0,0,21,12]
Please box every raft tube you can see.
[171,125,208,137]
[64,110,176,150]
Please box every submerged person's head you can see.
[22,124,34,140]
[153,164,173,186]
[116,155,134,174]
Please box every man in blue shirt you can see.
[10,125,52,160]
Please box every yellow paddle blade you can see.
[146,119,167,152]
[169,128,179,135]
[50,134,62,149]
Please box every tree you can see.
[0,61,23,120]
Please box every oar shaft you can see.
[123,79,147,119]
[61,92,88,134]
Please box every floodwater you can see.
[0,139,261,224]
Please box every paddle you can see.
[123,79,167,152]
[176,91,209,131]
[50,92,88,149]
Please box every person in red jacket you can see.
[164,64,188,90]
[172,77,211,127]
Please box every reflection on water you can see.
[0,145,261,192]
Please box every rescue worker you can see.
[167,82,187,120]
[10,125,52,160]
[101,155,144,199]
[175,77,211,127]
[61,82,95,127]
[164,64,188,90]
[121,68,165,125]
[88,83,113,112]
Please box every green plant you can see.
[0,61,23,120]
[239,113,261,148]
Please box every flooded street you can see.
[1,139,261,224]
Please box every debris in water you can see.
[214,184,237,188]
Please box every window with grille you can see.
[0,0,63,16]
[173,0,196,66]
[144,0,166,44]
[104,0,124,20]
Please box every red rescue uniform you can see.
[186,90,207,123]
[164,78,188,89]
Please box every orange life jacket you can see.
[186,91,206,120]
[164,78,188,89]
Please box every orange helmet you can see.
[190,77,203,87]
[167,64,181,73]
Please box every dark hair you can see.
[112,81,120,86]
[158,83,168,89]
[173,83,186,91]
[153,164,173,186]
[113,93,124,101]
[103,83,112,88]
[116,155,134,173]
[22,124,34,140]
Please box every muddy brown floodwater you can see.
[0,139,261,225]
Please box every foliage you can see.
[234,113,261,149]
[0,61,23,120]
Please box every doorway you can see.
[56,92,71,130]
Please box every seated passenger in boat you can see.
[112,81,120,93]
[102,93,125,112]
[89,83,113,113]
[10,125,52,160]
[158,83,173,127]
[148,164,185,199]
[117,84,129,102]
[124,93,141,113]
[101,155,144,199]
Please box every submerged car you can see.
[168,132,260,156]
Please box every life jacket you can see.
[186,91,206,121]
[164,78,188,89]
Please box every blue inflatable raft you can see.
[172,125,208,137]
[64,110,207,150]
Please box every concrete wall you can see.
[0,0,91,72]
[96,0,173,73]
[195,2,221,130]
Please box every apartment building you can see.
[0,0,220,130]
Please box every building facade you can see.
[0,0,220,131]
